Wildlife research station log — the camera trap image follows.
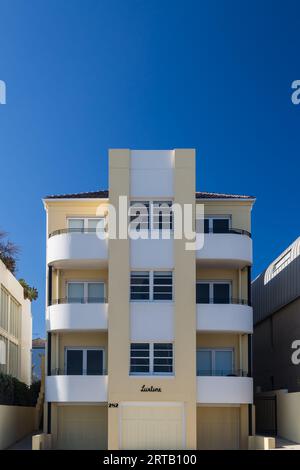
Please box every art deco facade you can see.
[44,149,255,449]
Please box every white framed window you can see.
[68,217,105,234]
[65,347,104,375]
[197,348,234,376]
[130,342,173,375]
[196,215,231,234]
[130,271,173,301]
[196,280,231,304]
[67,281,105,303]
[129,200,173,232]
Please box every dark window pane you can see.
[154,343,172,350]
[213,219,229,233]
[204,219,209,233]
[66,350,83,375]
[213,284,230,304]
[87,350,103,375]
[130,365,149,373]
[131,343,149,350]
[196,283,210,303]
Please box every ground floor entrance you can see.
[56,405,107,450]
[119,402,185,450]
[197,406,240,449]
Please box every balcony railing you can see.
[196,297,251,306]
[49,227,106,238]
[50,297,107,305]
[203,227,251,237]
[51,368,107,376]
[197,369,249,377]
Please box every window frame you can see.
[129,200,173,233]
[130,270,173,302]
[201,215,232,233]
[196,280,231,304]
[67,281,106,303]
[67,217,105,233]
[130,342,174,376]
[64,346,105,375]
[196,347,234,376]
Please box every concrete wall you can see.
[276,389,300,443]
[257,389,300,443]
[0,405,35,449]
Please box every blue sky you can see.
[0,0,299,338]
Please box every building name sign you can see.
[140,384,161,392]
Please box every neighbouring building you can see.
[253,237,300,393]
[32,337,45,382]
[43,149,255,450]
[0,258,32,385]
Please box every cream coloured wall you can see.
[50,332,108,373]
[0,405,35,449]
[196,200,253,233]
[196,267,248,302]
[51,268,108,300]
[197,333,248,373]
[45,200,108,235]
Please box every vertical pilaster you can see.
[174,149,197,449]
[107,149,130,450]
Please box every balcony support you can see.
[247,265,253,435]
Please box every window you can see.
[197,349,233,376]
[0,287,9,331]
[0,287,20,339]
[67,282,105,303]
[197,216,231,234]
[65,348,104,375]
[130,343,173,375]
[9,297,20,338]
[68,218,105,234]
[130,271,173,301]
[196,281,231,304]
[129,201,173,232]
[153,272,173,300]
[273,250,291,274]
[130,272,150,300]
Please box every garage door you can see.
[57,405,107,449]
[120,403,184,450]
[197,407,240,450]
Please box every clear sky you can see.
[0,0,299,339]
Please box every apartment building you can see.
[44,149,255,450]
[253,237,300,393]
[0,259,32,385]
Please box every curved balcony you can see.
[46,299,108,332]
[197,376,253,404]
[196,229,252,267]
[196,300,253,333]
[46,374,108,403]
[47,229,108,268]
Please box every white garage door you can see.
[197,407,240,450]
[57,405,107,449]
[120,403,185,450]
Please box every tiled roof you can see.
[45,190,254,200]
[45,190,109,199]
[32,338,46,349]
[195,191,255,200]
